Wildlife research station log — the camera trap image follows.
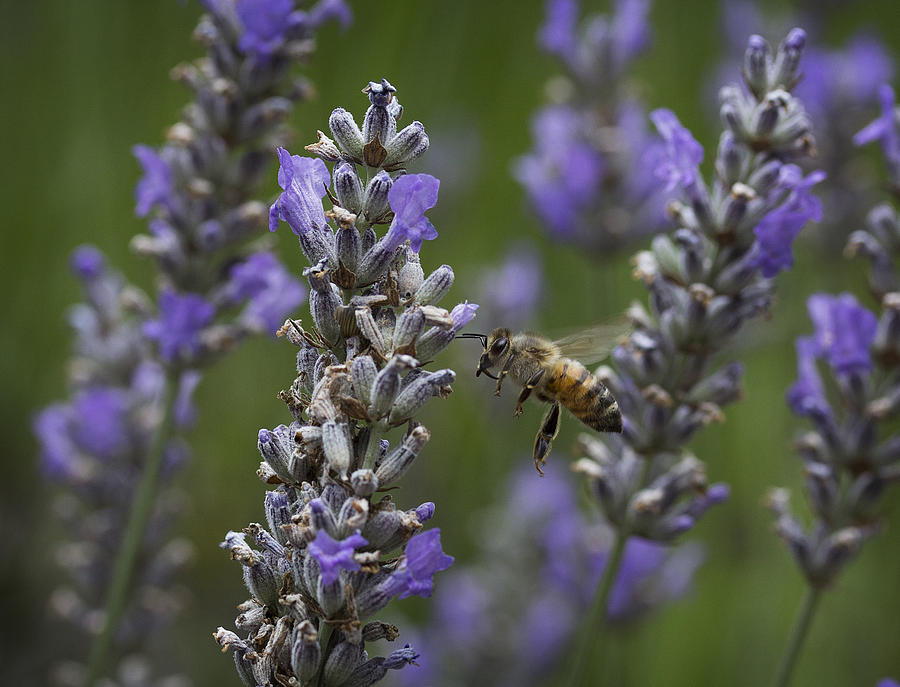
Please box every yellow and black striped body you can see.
[541,357,622,432]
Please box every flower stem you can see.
[567,528,629,686]
[84,369,180,687]
[772,586,822,687]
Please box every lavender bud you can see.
[306,265,342,346]
[351,469,379,498]
[743,34,771,97]
[238,96,291,141]
[393,306,426,356]
[329,107,365,161]
[375,426,431,484]
[323,641,365,686]
[336,226,362,274]
[716,131,748,186]
[384,120,429,169]
[397,248,424,300]
[362,622,400,642]
[322,421,352,478]
[297,346,320,392]
[362,171,393,225]
[754,96,781,138]
[389,370,454,424]
[334,162,364,214]
[258,428,294,483]
[291,620,321,682]
[357,239,400,286]
[415,264,454,305]
[245,558,280,609]
[264,491,292,545]
[771,28,806,90]
[361,226,376,254]
[305,129,343,162]
[355,307,388,359]
[318,578,346,617]
[362,507,402,550]
[338,497,369,534]
[370,355,417,418]
[362,79,397,146]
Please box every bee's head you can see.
[475,327,511,378]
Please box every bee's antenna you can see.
[456,332,487,348]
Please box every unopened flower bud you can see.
[329,107,365,161]
[375,426,431,484]
[389,370,454,424]
[291,620,321,682]
[323,641,365,686]
[415,264,454,305]
[384,120,429,169]
[334,162,363,214]
[362,171,393,224]
[322,421,352,478]
[351,469,379,497]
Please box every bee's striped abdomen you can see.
[544,358,622,433]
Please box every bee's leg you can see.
[515,369,545,417]
[494,354,516,396]
[532,401,561,476]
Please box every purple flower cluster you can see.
[395,465,704,687]
[477,243,544,331]
[574,29,821,544]
[216,81,472,687]
[770,132,900,590]
[515,0,668,251]
[35,2,347,682]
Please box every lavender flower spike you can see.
[216,80,468,687]
[568,28,821,682]
[36,2,346,682]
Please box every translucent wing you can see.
[553,320,631,365]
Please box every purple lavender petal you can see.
[538,0,578,62]
[72,387,132,459]
[384,174,441,253]
[308,529,367,586]
[787,336,830,417]
[133,144,174,218]
[449,301,479,333]
[308,0,352,29]
[228,252,306,334]
[142,289,215,363]
[611,0,650,68]
[271,148,331,237]
[34,405,77,478]
[70,245,105,280]
[236,0,303,57]
[650,108,704,193]
[752,169,825,278]
[807,293,878,375]
[386,529,454,599]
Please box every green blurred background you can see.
[2,0,899,684]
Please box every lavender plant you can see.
[514,0,668,252]
[765,83,900,687]
[32,2,348,684]
[392,463,704,687]
[715,0,895,252]
[564,28,824,681]
[214,79,471,687]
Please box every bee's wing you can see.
[553,321,631,365]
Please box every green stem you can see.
[772,586,821,687]
[84,369,180,687]
[567,528,629,686]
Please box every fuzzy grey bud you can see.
[257,428,294,483]
[323,641,365,686]
[389,370,454,425]
[362,170,393,225]
[375,426,431,484]
[393,306,426,356]
[334,162,364,214]
[317,578,346,618]
[369,355,417,418]
[415,264,454,305]
[336,226,362,274]
[305,129,343,162]
[329,107,365,161]
[384,120,429,169]
[771,27,806,90]
[351,469,379,498]
[397,248,425,300]
[291,620,321,682]
[322,421,352,478]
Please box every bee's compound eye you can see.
[492,337,509,356]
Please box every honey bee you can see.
[460,325,624,475]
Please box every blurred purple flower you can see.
[515,106,605,239]
[450,301,479,332]
[308,529,367,585]
[538,0,577,62]
[786,336,829,417]
[752,168,825,277]
[269,148,331,237]
[133,144,174,218]
[142,289,215,363]
[33,405,77,478]
[174,370,202,428]
[227,252,306,334]
[384,529,454,599]
[611,0,650,69]
[236,0,303,57]
[480,244,543,327]
[70,245,105,280]
[855,84,900,180]
[384,173,440,253]
[650,108,704,193]
[808,293,877,375]
[308,0,352,30]
[71,387,132,459]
